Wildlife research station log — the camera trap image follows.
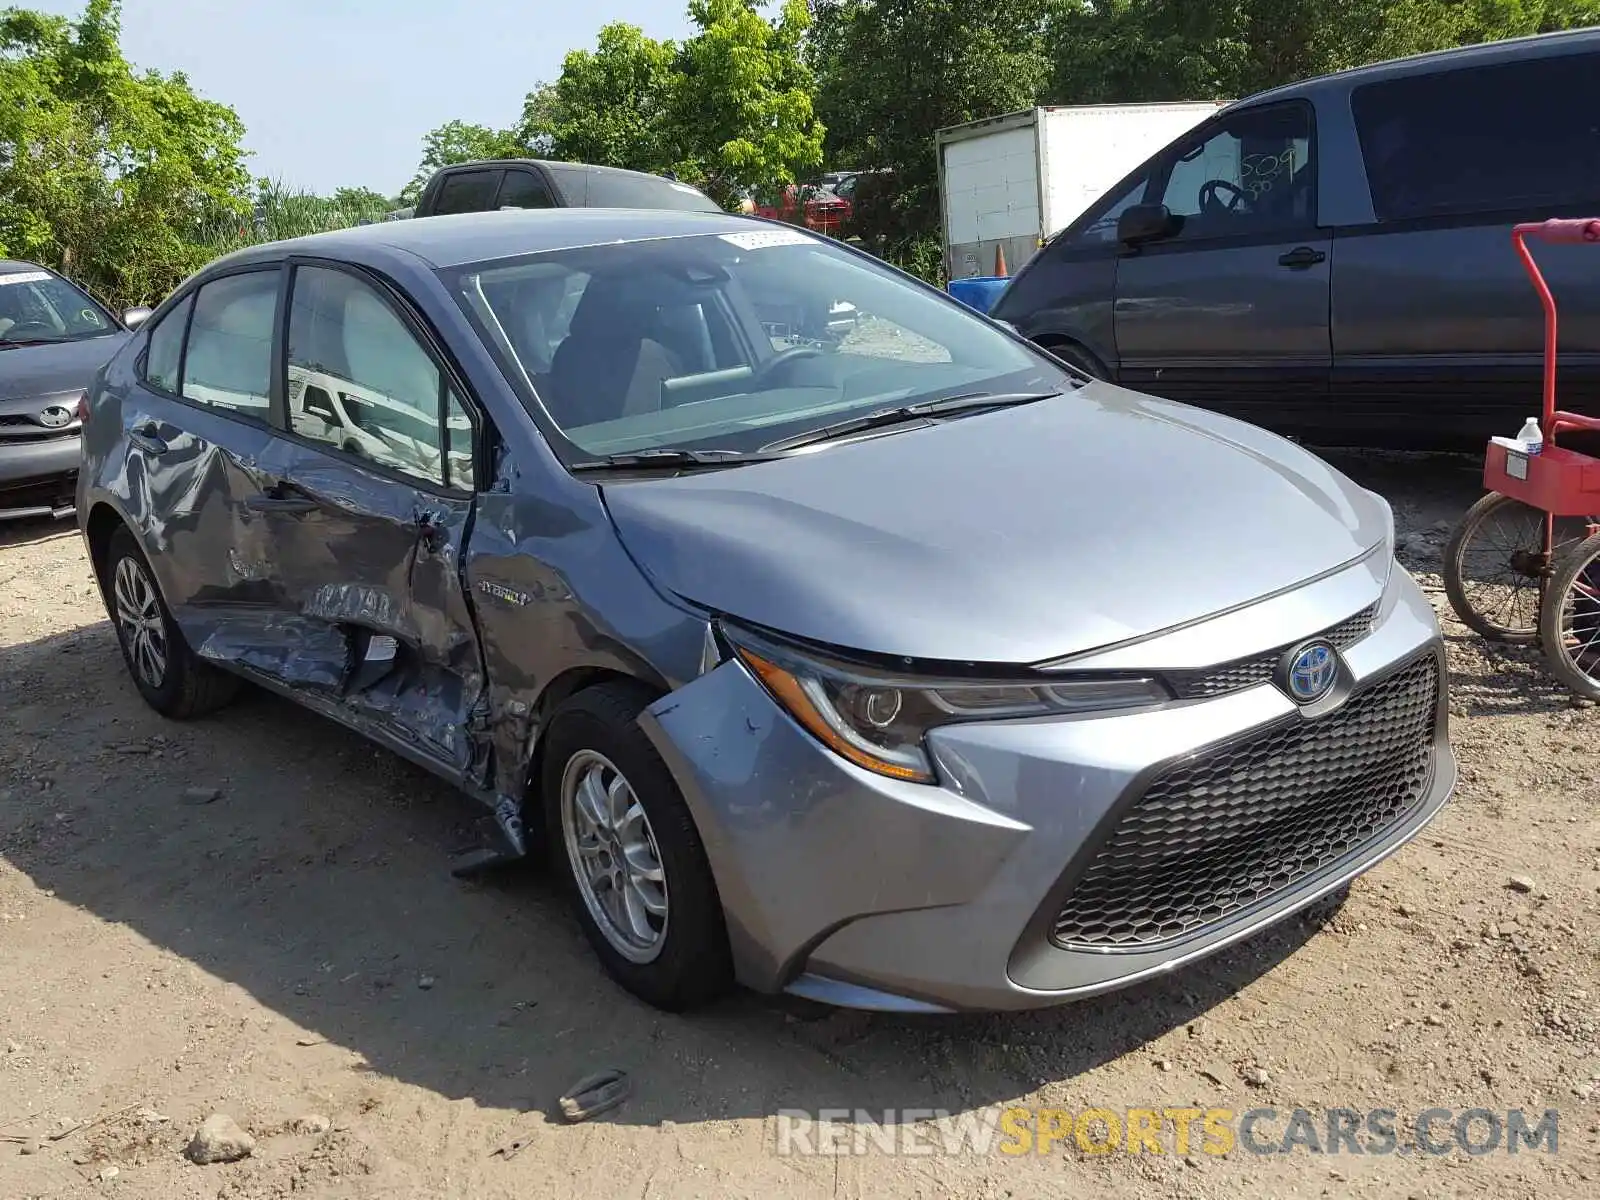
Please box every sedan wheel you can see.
[560,749,669,963]
[113,553,168,690]
[541,681,733,1010]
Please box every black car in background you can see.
[412,159,721,218]
[992,28,1600,448]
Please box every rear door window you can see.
[496,169,556,210]
[180,270,279,421]
[433,170,503,215]
[1353,52,1600,221]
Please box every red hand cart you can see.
[1442,218,1600,698]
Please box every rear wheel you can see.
[1442,492,1588,642]
[541,681,733,1011]
[1539,530,1600,699]
[104,526,240,718]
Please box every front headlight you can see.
[723,625,1170,784]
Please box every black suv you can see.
[413,159,721,218]
[992,28,1600,448]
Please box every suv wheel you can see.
[542,681,733,1011]
[104,526,241,719]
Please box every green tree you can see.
[400,118,527,203]
[0,0,251,305]
[330,185,399,213]
[668,0,825,207]
[1044,1,1600,105]
[520,23,679,172]
[810,0,1051,267]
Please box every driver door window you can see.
[1155,103,1315,240]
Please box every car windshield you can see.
[0,267,114,344]
[446,227,1065,461]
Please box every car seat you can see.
[546,276,683,428]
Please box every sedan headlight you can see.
[723,625,1170,784]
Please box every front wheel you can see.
[1539,530,1600,700]
[541,681,733,1011]
[1442,492,1588,642]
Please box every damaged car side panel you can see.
[461,455,713,803]
[221,431,488,776]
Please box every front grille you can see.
[1169,603,1378,700]
[1050,653,1439,950]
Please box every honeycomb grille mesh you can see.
[1050,653,1439,950]
[1170,604,1378,700]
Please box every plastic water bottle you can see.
[1518,417,1543,456]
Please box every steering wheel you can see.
[751,344,823,385]
[1199,179,1249,216]
[2,319,58,340]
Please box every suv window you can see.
[585,170,721,212]
[1353,52,1600,221]
[497,169,555,210]
[1071,173,1152,246]
[433,170,501,215]
[142,293,193,394]
[1153,103,1314,239]
[181,270,278,420]
[285,265,472,489]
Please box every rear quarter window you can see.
[584,171,722,212]
[1352,51,1600,221]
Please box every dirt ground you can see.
[1,449,1597,1200]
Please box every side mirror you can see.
[302,386,340,423]
[1117,203,1178,245]
[122,306,154,330]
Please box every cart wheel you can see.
[1442,493,1587,642]
[1539,530,1600,700]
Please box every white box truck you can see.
[936,102,1227,280]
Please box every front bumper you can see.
[0,432,80,519]
[640,550,1455,1013]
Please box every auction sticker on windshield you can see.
[0,271,52,286]
[719,229,816,251]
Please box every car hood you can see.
[0,333,128,401]
[600,383,1391,664]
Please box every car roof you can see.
[1234,26,1600,109]
[0,258,49,274]
[206,207,772,271]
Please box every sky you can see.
[34,0,695,197]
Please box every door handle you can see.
[246,482,320,514]
[1278,246,1326,269]
[129,420,168,455]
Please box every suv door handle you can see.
[129,420,168,455]
[1278,246,1326,269]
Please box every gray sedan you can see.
[77,208,1455,1013]
[0,260,144,520]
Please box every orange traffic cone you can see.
[993,243,1008,276]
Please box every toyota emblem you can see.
[38,405,73,428]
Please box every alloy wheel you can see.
[113,554,167,690]
[560,749,669,963]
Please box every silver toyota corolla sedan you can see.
[77,208,1455,1013]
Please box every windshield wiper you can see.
[758,390,1059,454]
[0,337,66,350]
[569,447,788,473]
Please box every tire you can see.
[1442,492,1588,643]
[1539,530,1600,700]
[1037,338,1108,382]
[104,526,241,719]
[541,681,733,1011]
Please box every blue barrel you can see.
[947,275,1009,316]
